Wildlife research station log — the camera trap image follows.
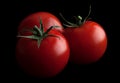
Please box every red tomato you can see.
[18,12,63,34]
[63,21,107,64]
[16,30,70,78]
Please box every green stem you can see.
[17,19,60,48]
[59,13,78,27]
[83,5,91,23]
[59,5,91,27]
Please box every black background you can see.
[3,0,116,82]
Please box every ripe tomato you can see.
[18,12,63,35]
[16,30,69,78]
[16,20,70,78]
[63,21,107,64]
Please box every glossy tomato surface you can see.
[63,21,107,64]
[16,30,70,78]
[18,12,63,34]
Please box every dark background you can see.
[3,0,116,82]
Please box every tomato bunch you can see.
[16,10,107,78]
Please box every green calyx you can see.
[60,5,91,27]
[17,19,59,48]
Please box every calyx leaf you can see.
[17,19,60,48]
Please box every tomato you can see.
[18,12,63,35]
[63,21,107,64]
[16,20,70,78]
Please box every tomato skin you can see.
[16,31,70,78]
[18,12,63,34]
[63,21,107,64]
